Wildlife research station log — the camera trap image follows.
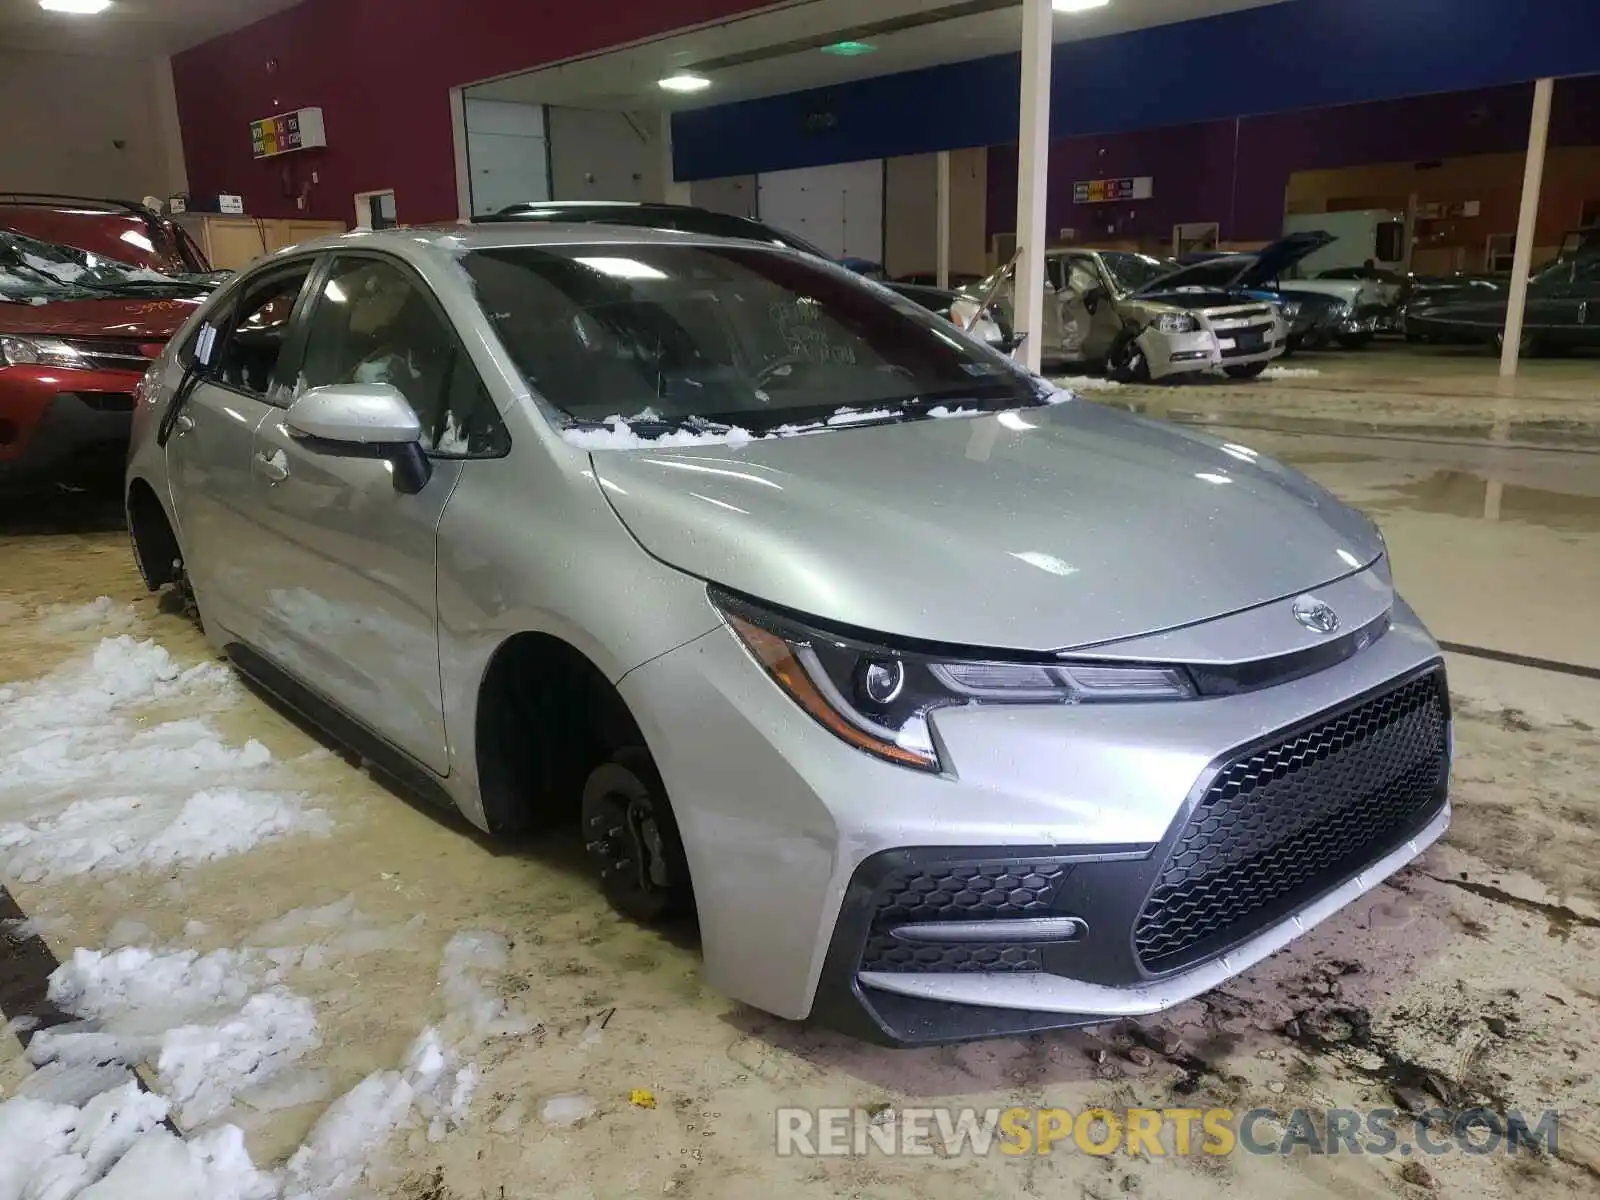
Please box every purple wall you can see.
[988,77,1600,244]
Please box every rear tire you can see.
[581,747,693,924]
[1223,362,1268,380]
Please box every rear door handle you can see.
[254,450,289,484]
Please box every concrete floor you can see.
[2,343,1598,1197]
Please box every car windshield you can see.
[1099,252,1175,294]
[462,242,1046,436]
[0,229,214,303]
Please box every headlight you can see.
[714,590,1195,772]
[1330,298,1352,315]
[1154,312,1196,334]
[0,335,87,370]
[1280,300,1302,318]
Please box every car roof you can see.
[281,221,804,259]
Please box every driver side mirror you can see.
[285,383,431,494]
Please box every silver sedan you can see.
[125,224,1451,1046]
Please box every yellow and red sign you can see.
[250,107,327,160]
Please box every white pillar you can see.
[936,150,952,290]
[660,111,693,206]
[1014,0,1053,374]
[1500,77,1554,379]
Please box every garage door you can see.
[757,159,884,264]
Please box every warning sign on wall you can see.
[1072,176,1154,204]
[250,107,327,159]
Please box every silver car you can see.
[125,224,1451,1046]
[960,248,1288,380]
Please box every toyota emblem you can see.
[1292,595,1340,634]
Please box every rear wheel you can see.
[581,747,693,923]
[1223,362,1268,380]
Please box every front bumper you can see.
[817,668,1448,1045]
[0,365,143,491]
[1141,321,1284,380]
[621,578,1451,1043]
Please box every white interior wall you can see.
[757,159,885,263]
[546,106,663,202]
[0,49,186,199]
[463,97,549,216]
[689,175,758,218]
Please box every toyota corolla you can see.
[125,224,1451,1045]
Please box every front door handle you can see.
[173,413,196,435]
[254,450,290,484]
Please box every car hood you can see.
[588,401,1383,652]
[1142,232,1337,294]
[0,295,200,340]
[1128,287,1272,311]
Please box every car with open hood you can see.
[1,202,222,492]
[957,247,1287,380]
[125,222,1451,1045]
[1168,233,1395,348]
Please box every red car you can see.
[0,196,221,493]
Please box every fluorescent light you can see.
[821,40,876,56]
[1053,0,1111,12]
[657,72,711,94]
[39,0,113,12]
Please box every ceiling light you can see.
[657,72,711,94]
[1053,0,1111,12]
[821,40,876,56]
[39,0,113,12]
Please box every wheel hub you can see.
[585,789,669,895]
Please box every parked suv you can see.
[0,197,221,492]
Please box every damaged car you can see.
[126,222,1452,1047]
[959,248,1287,381]
[1,215,220,493]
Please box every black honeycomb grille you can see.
[860,861,1069,973]
[1133,671,1449,974]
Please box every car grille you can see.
[859,860,1069,973]
[1220,321,1276,357]
[1133,670,1449,973]
[60,337,158,373]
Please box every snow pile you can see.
[39,597,139,636]
[435,931,532,1042]
[0,1080,279,1200]
[282,1031,477,1197]
[823,407,896,427]
[1261,365,1322,379]
[0,636,330,884]
[32,946,322,1129]
[564,419,758,450]
[1048,374,1123,391]
[926,405,981,419]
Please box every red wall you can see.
[172,0,774,226]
